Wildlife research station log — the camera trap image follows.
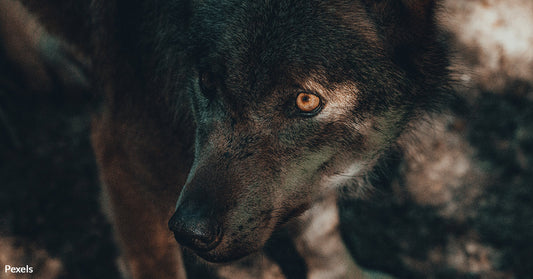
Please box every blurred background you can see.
[1,0,532,278]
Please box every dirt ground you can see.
[1,0,532,278]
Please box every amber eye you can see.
[199,71,216,94]
[296,92,321,113]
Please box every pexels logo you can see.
[4,265,34,274]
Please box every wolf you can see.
[7,0,450,278]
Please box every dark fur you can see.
[11,0,451,278]
[0,0,90,98]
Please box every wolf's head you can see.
[168,0,449,262]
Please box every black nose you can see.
[168,203,222,252]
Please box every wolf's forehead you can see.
[194,0,384,98]
[212,1,378,62]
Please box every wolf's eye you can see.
[199,71,216,96]
[296,92,321,113]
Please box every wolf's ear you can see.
[362,0,444,72]
[362,0,441,44]
[362,0,439,24]
[402,0,437,21]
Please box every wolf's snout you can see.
[168,203,222,252]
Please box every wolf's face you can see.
[169,0,448,262]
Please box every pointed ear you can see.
[361,0,449,109]
[362,0,439,20]
[362,0,441,42]
[362,0,444,70]
[402,0,438,21]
